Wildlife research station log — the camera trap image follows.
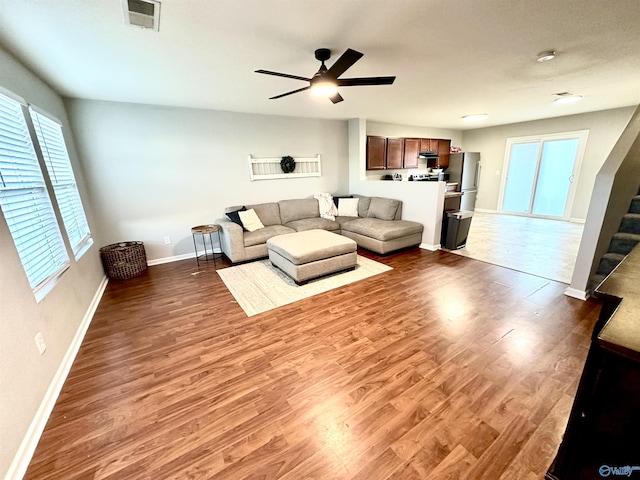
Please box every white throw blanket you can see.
[314,192,338,221]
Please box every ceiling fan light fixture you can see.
[462,113,488,122]
[311,81,338,97]
[553,92,583,104]
[536,50,557,62]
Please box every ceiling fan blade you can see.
[269,86,311,99]
[327,48,363,78]
[255,69,310,82]
[329,92,344,104]
[338,76,396,86]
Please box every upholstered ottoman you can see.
[267,229,357,285]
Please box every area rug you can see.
[217,256,392,317]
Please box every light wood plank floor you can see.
[25,248,600,479]
[447,212,584,284]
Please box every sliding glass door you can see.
[500,131,588,220]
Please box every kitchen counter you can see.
[444,192,463,198]
[595,246,640,360]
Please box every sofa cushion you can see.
[279,199,319,224]
[243,225,294,247]
[341,218,423,241]
[244,202,281,226]
[367,197,400,221]
[238,208,264,232]
[285,217,340,233]
[353,195,371,218]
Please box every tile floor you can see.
[444,211,584,284]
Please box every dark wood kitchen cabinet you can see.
[367,135,452,170]
[403,138,420,169]
[420,138,451,168]
[386,138,404,169]
[420,138,437,152]
[366,136,387,170]
[437,139,451,168]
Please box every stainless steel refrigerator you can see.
[447,152,481,211]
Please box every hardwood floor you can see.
[25,248,601,479]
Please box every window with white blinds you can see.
[31,109,92,257]
[0,92,70,297]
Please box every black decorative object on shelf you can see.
[280,155,296,173]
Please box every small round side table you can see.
[191,224,221,267]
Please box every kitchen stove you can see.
[410,172,441,181]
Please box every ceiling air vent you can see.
[123,0,160,31]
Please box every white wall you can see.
[462,107,635,220]
[0,47,106,479]
[65,100,350,263]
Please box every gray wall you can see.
[462,107,635,220]
[0,48,106,478]
[65,100,350,262]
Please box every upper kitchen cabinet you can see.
[437,139,451,168]
[420,138,438,153]
[366,136,387,170]
[367,135,452,170]
[386,138,404,169]
[403,138,420,169]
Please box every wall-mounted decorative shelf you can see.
[248,154,322,181]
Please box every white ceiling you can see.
[1,0,639,130]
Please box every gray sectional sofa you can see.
[215,195,424,263]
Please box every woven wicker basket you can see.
[100,241,147,280]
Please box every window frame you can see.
[0,87,92,301]
[30,106,93,259]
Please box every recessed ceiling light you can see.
[462,113,488,122]
[537,50,557,62]
[553,92,583,104]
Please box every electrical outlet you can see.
[35,332,46,355]
[164,236,171,245]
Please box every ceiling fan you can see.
[255,48,396,104]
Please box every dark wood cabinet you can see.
[367,135,452,170]
[386,138,404,169]
[420,138,451,168]
[366,136,387,170]
[437,139,451,169]
[420,138,436,152]
[403,138,420,169]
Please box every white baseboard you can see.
[5,275,109,480]
[474,208,497,213]
[147,248,222,266]
[420,242,441,251]
[564,286,589,300]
